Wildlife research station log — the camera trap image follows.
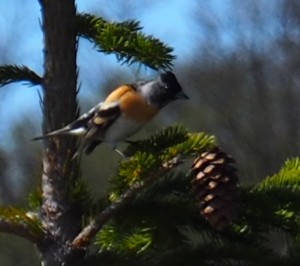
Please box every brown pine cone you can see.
[191,148,239,230]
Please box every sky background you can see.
[0,0,201,143]
[0,0,282,146]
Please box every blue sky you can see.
[0,0,281,145]
[0,0,287,196]
[0,0,200,142]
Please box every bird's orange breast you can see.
[104,85,159,123]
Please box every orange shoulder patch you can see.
[104,85,133,103]
[104,85,159,123]
[120,89,159,123]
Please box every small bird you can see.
[33,71,188,157]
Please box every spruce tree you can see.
[0,1,300,265]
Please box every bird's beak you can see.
[175,91,189,100]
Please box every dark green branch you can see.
[72,158,180,248]
[76,13,175,70]
[0,207,44,243]
[0,65,43,87]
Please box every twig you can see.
[72,158,181,248]
[0,213,44,244]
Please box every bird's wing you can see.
[84,101,121,140]
[74,101,121,155]
[67,102,103,132]
[32,101,121,141]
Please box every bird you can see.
[33,71,188,157]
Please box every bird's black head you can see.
[145,71,188,107]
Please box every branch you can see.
[72,129,217,248]
[0,207,44,243]
[76,13,175,70]
[76,13,142,41]
[0,65,43,87]
[258,157,300,190]
[72,157,181,248]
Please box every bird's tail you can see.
[32,127,86,141]
[31,129,70,141]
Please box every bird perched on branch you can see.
[33,71,188,157]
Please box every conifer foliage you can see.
[0,1,300,265]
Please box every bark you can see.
[38,0,84,264]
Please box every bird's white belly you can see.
[102,116,142,146]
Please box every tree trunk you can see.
[38,0,84,264]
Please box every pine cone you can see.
[191,148,239,230]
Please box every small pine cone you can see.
[191,148,239,230]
